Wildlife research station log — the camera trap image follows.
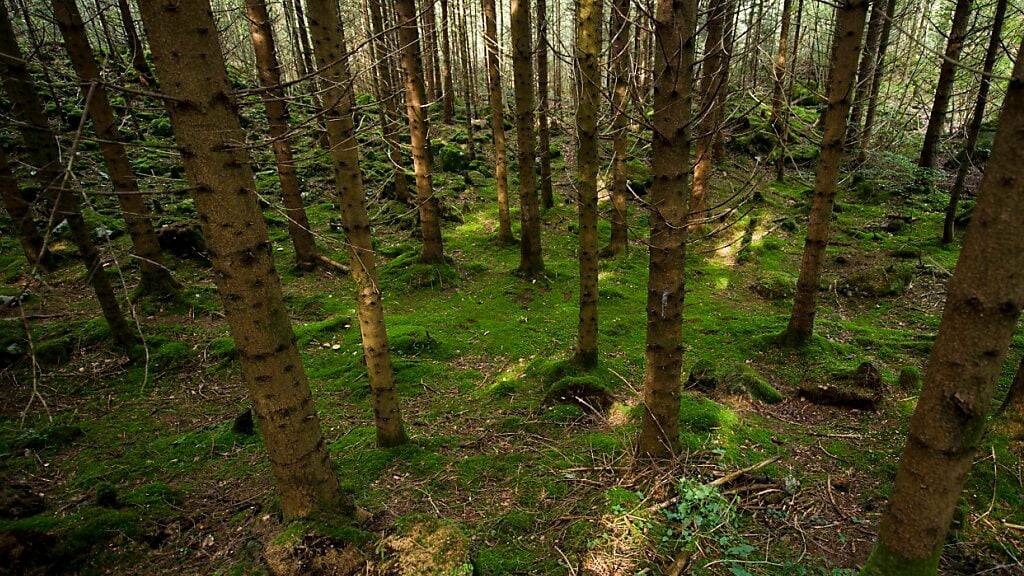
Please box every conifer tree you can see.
[511,0,544,276]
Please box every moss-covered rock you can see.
[438,144,470,173]
[750,271,796,301]
[838,262,915,297]
[798,362,884,410]
[686,360,783,404]
[543,375,613,412]
[388,324,442,357]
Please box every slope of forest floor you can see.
[1,105,1022,575]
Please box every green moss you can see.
[860,542,941,576]
[294,314,353,346]
[388,324,443,357]
[750,271,796,301]
[678,393,736,434]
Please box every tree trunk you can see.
[421,0,438,102]
[942,0,1007,244]
[440,0,455,123]
[292,0,316,81]
[393,0,446,263]
[511,0,543,276]
[1,1,135,348]
[0,148,48,269]
[54,0,178,298]
[846,0,884,148]
[637,0,696,459]
[573,0,601,368]
[243,0,324,272]
[770,0,793,181]
[862,38,1024,575]
[305,0,409,448]
[918,0,970,170]
[601,0,629,256]
[456,0,476,161]
[783,0,869,346]
[691,0,729,224]
[115,0,154,86]
[137,0,346,519]
[998,356,1023,418]
[282,0,307,78]
[537,0,554,209]
[857,0,895,163]
[482,0,514,244]
[711,0,737,160]
[367,0,413,204]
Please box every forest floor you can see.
[1,108,1023,575]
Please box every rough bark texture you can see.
[137,0,345,519]
[367,0,413,204]
[116,0,154,86]
[482,0,513,244]
[782,0,868,346]
[393,0,446,263]
[456,0,476,161]
[711,0,736,160]
[537,0,553,209]
[638,0,696,459]
[862,39,1024,576]
[243,0,322,271]
[691,0,728,225]
[1,1,135,348]
[305,0,408,448]
[511,0,543,276]
[770,0,792,181]
[602,0,630,256]
[846,0,884,147]
[0,145,47,269]
[942,0,1006,244]
[54,0,178,297]
[421,0,439,102]
[918,0,970,170]
[440,0,455,123]
[573,0,601,369]
[999,356,1024,417]
[857,0,895,162]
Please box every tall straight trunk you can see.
[421,0,438,102]
[137,0,345,519]
[305,0,409,447]
[53,0,178,297]
[92,0,119,63]
[552,0,563,102]
[13,0,64,122]
[511,0,543,276]
[573,0,601,368]
[787,0,804,89]
[368,0,413,204]
[637,0,697,459]
[691,0,728,221]
[536,0,554,209]
[116,0,153,86]
[711,0,737,160]
[1,1,134,348]
[918,0,970,169]
[770,0,793,181]
[243,0,324,271]
[0,148,47,269]
[857,0,895,162]
[393,0,446,263]
[998,357,1024,417]
[457,0,476,161]
[942,0,1007,244]
[482,0,513,244]
[862,38,1024,575]
[282,0,307,78]
[601,0,630,255]
[440,0,456,123]
[783,0,869,346]
[292,0,317,80]
[846,0,884,147]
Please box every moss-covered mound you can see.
[686,359,784,404]
[798,361,884,410]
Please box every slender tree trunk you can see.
[0,148,48,269]
[637,0,697,459]
[305,0,409,447]
[511,0,543,276]
[601,0,629,256]
[1,2,135,348]
[998,356,1024,418]
[770,0,793,181]
[292,0,317,79]
[368,0,413,204]
[393,0,446,263]
[552,0,563,103]
[691,0,728,224]
[282,0,307,78]
[54,0,178,297]
[942,0,1006,244]
[457,0,476,161]
[573,0,601,368]
[537,0,554,209]
[918,0,970,170]
[787,0,804,88]
[440,0,455,123]
[862,39,1024,575]
[116,0,153,86]
[482,0,514,244]
[137,0,345,519]
[92,0,119,63]
[857,0,895,163]
[420,0,438,102]
[711,0,737,160]
[846,0,884,147]
[783,0,869,346]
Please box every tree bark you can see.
[998,356,1024,418]
[770,0,793,181]
[711,0,737,160]
[846,0,884,147]
[54,0,178,297]
[0,147,48,269]
[1,1,135,348]
[115,0,154,86]
[137,0,346,519]
[857,0,895,163]
[573,0,601,368]
[440,0,455,123]
[367,0,413,204]
[422,0,440,103]
[862,38,1024,575]
[482,0,514,244]
[305,0,409,448]
[691,0,729,225]
[942,0,1007,244]
[456,0,476,161]
[637,0,696,459]
[783,0,869,346]
[601,0,630,256]
[537,0,554,209]
[393,0,446,263]
[511,0,543,276]
[918,0,970,170]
